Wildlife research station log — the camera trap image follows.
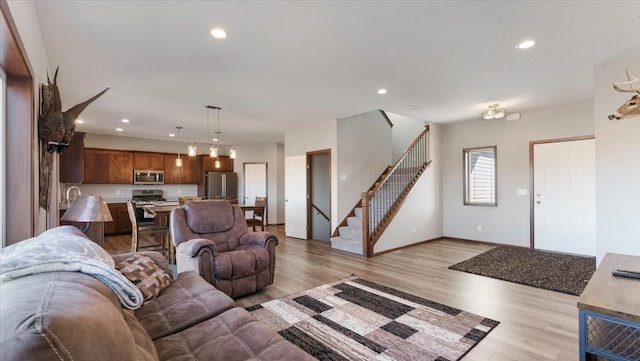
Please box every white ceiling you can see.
[34,1,640,146]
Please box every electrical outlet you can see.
[412,227,416,234]
[177,189,182,194]
[477,225,482,232]
[115,189,120,195]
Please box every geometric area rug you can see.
[246,276,499,361]
[449,246,596,296]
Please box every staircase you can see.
[330,207,364,254]
[331,125,431,257]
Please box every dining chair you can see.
[178,196,202,206]
[125,200,170,256]
[245,196,266,231]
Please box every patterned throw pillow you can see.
[117,255,171,304]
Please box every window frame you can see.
[463,145,497,207]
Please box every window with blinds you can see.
[464,146,497,206]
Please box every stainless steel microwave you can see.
[133,170,164,185]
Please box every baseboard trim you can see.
[371,237,440,257]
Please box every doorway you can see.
[307,149,331,242]
[530,137,596,256]
[243,163,267,222]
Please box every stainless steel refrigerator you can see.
[205,171,238,201]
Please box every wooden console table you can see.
[577,253,640,361]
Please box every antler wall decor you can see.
[608,69,640,121]
[38,67,109,210]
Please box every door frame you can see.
[306,149,331,240]
[528,135,595,249]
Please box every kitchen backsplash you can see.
[64,184,199,202]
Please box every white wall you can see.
[284,118,337,230]
[442,102,594,246]
[594,47,640,264]
[336,110,392,224]
[7,1,52,235]
[375,122,443,253]
[233,142,284,224]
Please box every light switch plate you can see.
[517,188,528,196]
[341,174,348,181]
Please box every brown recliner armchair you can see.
[170,200,278,298]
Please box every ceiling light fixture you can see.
[76,119,84,124]
[121,118,130,123]
[211,28,227,39]
[516,40,536,49]
[115,128,123,132]
[169,133,175,137]
[175,126,183,167]
[482,104,506,120]
[377,88,388,95]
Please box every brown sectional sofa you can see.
[0,227,313,361]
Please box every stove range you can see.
[132,190,165,225]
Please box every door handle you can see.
[536,193,541,197]
[536,200,541,204]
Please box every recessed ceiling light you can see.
[121,118,130,123]
[211,28,227,39]
[407,105,417,110]
[213,138,219,142]
[377,88,388,95]
[115,128,123,132]
[169,133,176,137]
[75,119,84,124]
[516,40,536,49]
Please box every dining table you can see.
[143,202,267,263]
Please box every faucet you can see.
[66,186,82,206]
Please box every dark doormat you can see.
[449,246,596,296]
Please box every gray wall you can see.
[594,47,640,263]
[442,101,594,246]
[233,142,284,224]
[387,112,428,162]
[375,122,443,253]
[336,110,393,223]
[284,118,337,230]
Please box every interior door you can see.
[244,163,267,218]
[533,139,596,256]
[285,155,307,239]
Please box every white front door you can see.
[534,139,596,256]
[285,155,307,239]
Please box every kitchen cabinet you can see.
[59,132,85,183]
[83,148,133,184]
[107,202,132,235]
[164,154,199,184]
[200,155,234,172]
[133,152,164,170]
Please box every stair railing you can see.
[361,125,430,257]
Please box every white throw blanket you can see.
[0,226,143,309]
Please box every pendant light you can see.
[206,105,219,158]
[205,105,234,168]
[187,143,197,157]
[175,126,183,167]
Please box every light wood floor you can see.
[106,226,580,361]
